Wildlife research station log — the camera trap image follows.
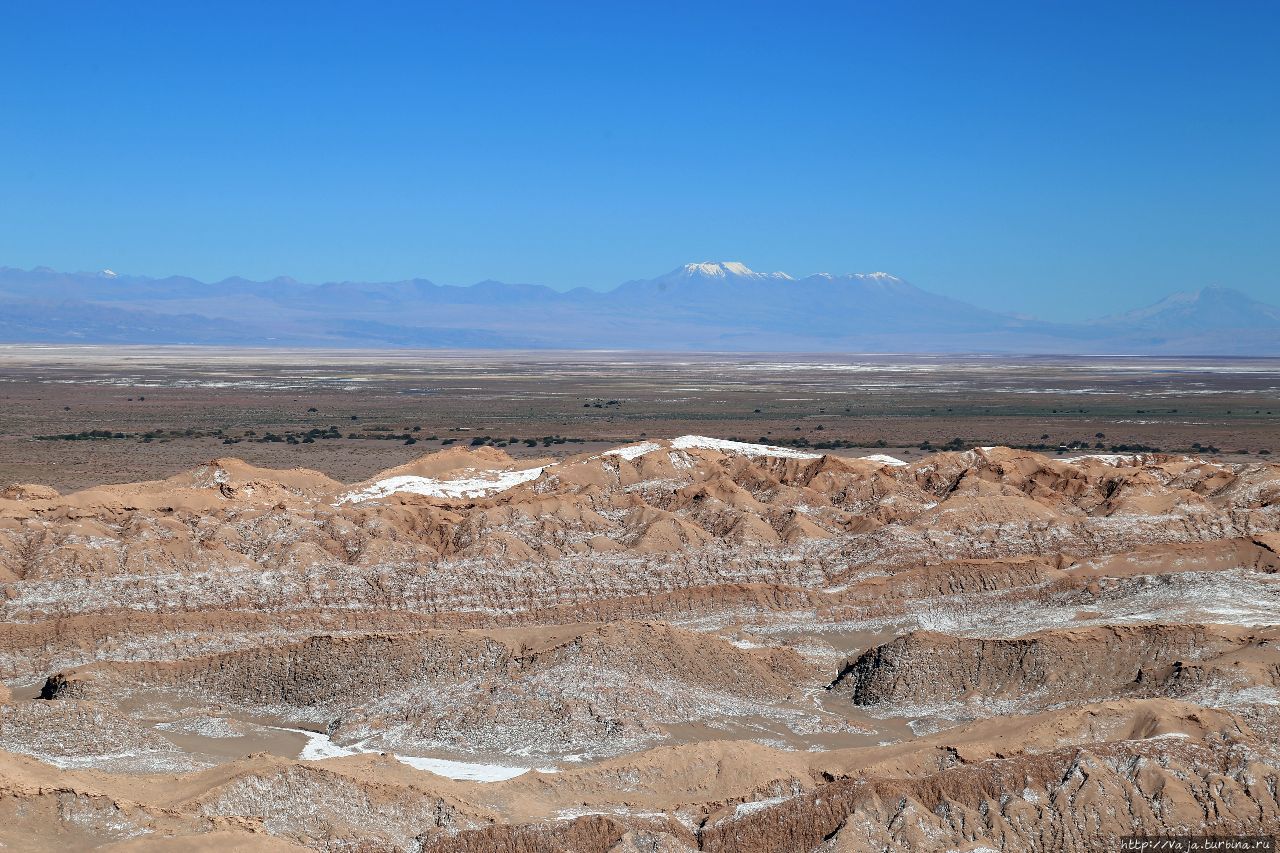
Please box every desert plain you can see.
[1,347,1276,490]
[0,347,1278,851]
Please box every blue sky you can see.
[1,1,1276,318]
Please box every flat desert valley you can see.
[1,347,1279,851]
[1,348,1276,491]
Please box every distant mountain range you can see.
[0,262,1276,354]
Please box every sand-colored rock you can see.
[0,438,1277,851]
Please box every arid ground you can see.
[1,347,1279,851]
[1,347,1276,491]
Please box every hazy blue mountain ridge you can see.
[0,262,1274,354]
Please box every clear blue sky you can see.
[2,1,1276,317]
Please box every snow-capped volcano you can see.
[674,261,794,281]
[634,263,923,300]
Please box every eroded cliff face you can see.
[830,624,1277,710]
[1,437,1278,851]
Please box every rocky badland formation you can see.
[1,436,1278,850]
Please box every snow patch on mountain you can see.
[602,442,663,461]
[338,466,547,503]
[669,435,821,459]
[858,454,908,467]
[679,262,793,280]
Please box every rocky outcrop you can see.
[830,625,1264,710]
